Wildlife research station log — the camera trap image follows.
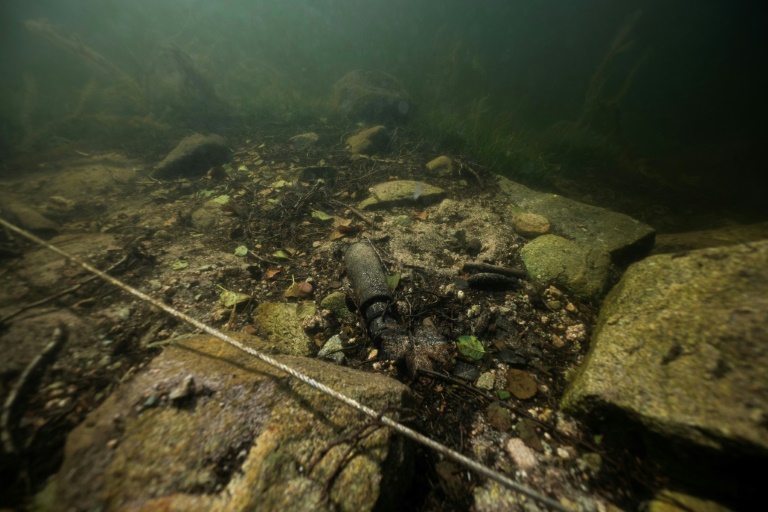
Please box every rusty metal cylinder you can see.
[344,243,392,312]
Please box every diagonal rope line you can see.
[0,217,568,512]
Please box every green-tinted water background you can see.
[1,0,766,221]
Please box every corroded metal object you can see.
[344,243,404,359]
[344,242,451,374]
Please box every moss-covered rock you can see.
[425,155,454,177]
[320,292,355,323]
[345,125,390,155]
[648,489,732,512]
[562,240,768,503]
[252,302,316,357]
[153,133,231,180]
[359,180,445,210]
[332,70,410,124]
[520,234,610,300]
[512,212,550,238]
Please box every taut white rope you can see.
[0,217,568,512]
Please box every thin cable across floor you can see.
[0,216,569,512]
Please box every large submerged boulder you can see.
[562,240,768,505]
[49,333,413,512]
[332,70,410,124]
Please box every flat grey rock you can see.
[359,180,445,210]
[499,177,654,264]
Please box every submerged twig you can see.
[1,326,67,454]
[462,261,526,279]
[331,199,374,226]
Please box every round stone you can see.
[513,212,550,238]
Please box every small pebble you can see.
[169,374,195,401]
[476,371,495,390]
[297,281,314,298]
[506,438,538,469]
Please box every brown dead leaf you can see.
[283,283,302,298]
[507,369,538,399]
[265,268,281,279]
[487,402,512,432]
[329,229,346,241]
[414,210,428,221]
[518,418,544,452]
[333,216,352,228]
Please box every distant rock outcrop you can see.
[333,70,410,124]
[153,133,231,179]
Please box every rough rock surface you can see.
[520,234,610,300]
[191,198,237,232]
[562,240,768,501]
[359,180,445,210]
[0,310,96,376]
[499,177,654,264]
[383,198,517,277]
[13,233,116,289]
[653,221,768,254]
[50,333,413,512]
[317,334,345,365]
[332,70,410,124]
[252,302,317,356]
[346,125,390,155]
[425,156,454,176]
[153,133,231,179]
[0,199,58,234]
[512,212,550,238]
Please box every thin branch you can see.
[2,326,67,454]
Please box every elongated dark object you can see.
[344,243,392,312]
[344,242,400,349]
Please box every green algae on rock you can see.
[562,240,768,504]
[49,334,413,512]
[520,234,611,300]
[359,180,446,210]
